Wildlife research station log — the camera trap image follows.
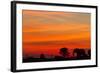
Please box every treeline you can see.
[23,47,91,62]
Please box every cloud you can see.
[23,10,90,25]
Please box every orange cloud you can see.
[22,10,91,56]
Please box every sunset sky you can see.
[22,10,91,58]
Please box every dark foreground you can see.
[23,56,90,63]
[23,48,91,63]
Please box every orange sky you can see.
[22,10,91,58]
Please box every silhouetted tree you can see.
[87,49,91,58]
[73,48,87,59]
[59,47,69,58]
[40,54,45,59]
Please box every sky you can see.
[22,10,91,58]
